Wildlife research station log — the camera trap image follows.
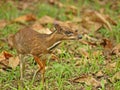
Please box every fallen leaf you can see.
[100,38,113,49]
[71,74,101,88]
[79,34,100,47]
[50,54,58,61]
[84,34,98,42]
[48,0,64,8]
[72,17,82,23]
[32,23,52,34]
[111,43,120,56]
[0,51,13,61]
[0,20,7,29]
[3,51,13,59]
[9,56,20,69]
[0,51,10,69]
[0,60,9,70]
[96,71,104,78]
[110,71,120,83]
[79,48,89,58]
[105,62,116,72]
[36,28,52,34]
[96,0,108,5]
[101,38,113,57]
[81,9,116,31]
[38,16,55,25]
[0,51,6,61]
[105,15,117,25]
[0,69,6,73]
[94,11,112,31]
[93,50,103,57]
[65,5,78,15]
[16,0,37,10]
[36,15,80,29]
[81,17,102,31]
[12,14,36,23]
[0,51,19,70]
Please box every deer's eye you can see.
[65,31,73,34]
[75,29,78,32]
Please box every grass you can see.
[0,0,120,90]
[0,2,19,20]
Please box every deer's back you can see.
[13,28,49,55]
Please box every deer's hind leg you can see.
[34,56,46,84]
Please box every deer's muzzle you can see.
[77,34,82,39]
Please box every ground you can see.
[0,0,120,90]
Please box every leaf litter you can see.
[0,0,120,89]
[70,74,101,88]
[0,51,19,70]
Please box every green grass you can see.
[0,2,19,20]
[35,3,68,21]
[0,1,120,90]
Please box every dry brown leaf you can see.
[9,56,20,69]
[0,51,10,69]
[94,11,112,31]
[13,14,36,23]
[75,58,88,66]
[79,40,90,45]
[71,75,101,88]
[0,20,7,29]
[93,50,103,57]
[0,51,6,61]
[50,54,58,61]
[100,38,113,57]
[93,23,103,32]
[16,0,37,10]
[72,17,82,23]
[3,51,13,59]
[0,51,19,70]
[110,71,120,83]
[95,0,109,5]
[100,38,113,49]
[79,48,89,58]
[79,34,99,47]
[48,0,64,8]
[0,69,7,73]
[81,17,102,31]
[96,71,104,78]
[32,23,52,34]
[38,16,55,25]
[36,28,52,34]
[111,43,120,56]
[79,39,97,47]
[0,60,9,69]
[81,9,116,31]
[105,62,116,72]
[105,15,117,25]
[0,51,12,61]
[65,5,78,15]
[84,34,98,42]
[37,16,79,32]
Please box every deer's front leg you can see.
[19,54,25,80]
[34,56,46,84]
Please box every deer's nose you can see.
[78,34,82,39]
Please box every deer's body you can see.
[11,28,62,55]
[8,24,82,84]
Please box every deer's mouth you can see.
[77,34,82,39]
[67,34,82,40]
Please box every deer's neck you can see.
[46,32,63,51]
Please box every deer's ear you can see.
[54,23,62,32]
